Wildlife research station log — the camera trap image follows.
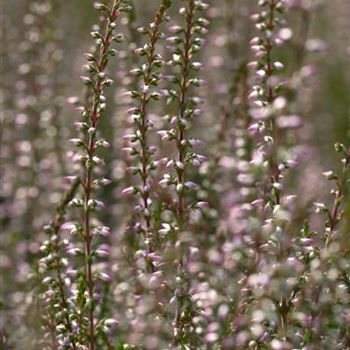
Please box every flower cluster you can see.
[66,2,129,348]
[122,0,172,272]
[158,0,209,345]
[38,1,130,349]
[38,178,80,350]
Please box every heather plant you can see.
[123,0,172,273]
[158,1,209,345]
[2,0,350,349]
[38,178,81,349]
[38,1,129,349]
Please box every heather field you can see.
[1,0,350,349]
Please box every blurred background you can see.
[1,0,350,348]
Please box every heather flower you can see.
[159,0,209,345]
[38,178,81,349]
[53,2,128,348]
[122,0,172,273]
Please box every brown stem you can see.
[82,4,121,349]
[137,1,169,272]
[173,1,195,344]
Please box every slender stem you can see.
[137,1,169,271]
[266,0,275,105]
[174,0,195,343]
[265,0,282,188]
[176,0,194,222]
[51,179,80,350]
[82,4,121,349]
